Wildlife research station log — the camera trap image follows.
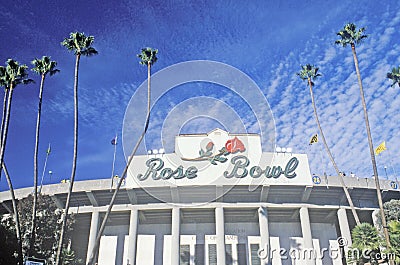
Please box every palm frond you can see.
[137,47,158,65]
[335,23,368,47]
[387,66,400,87]
[0,59,32,89]
[31,56,60,77]
[61,32,98,57]
[61,36,78,54]
[351,223,381,250]
[22,79,34,85]
[297,64,321,84]
[49,68,60,76]
[81,47,98,57]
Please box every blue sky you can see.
[1,0,400,190]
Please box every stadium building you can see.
[1,128,399,265]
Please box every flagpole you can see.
[386,148,399,187]
[39,143,51,193]
[110,135,117,191]
[385,148,397,176]
[317,139,325,173]
[384,166,389,180]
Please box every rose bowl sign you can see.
[126,129,313,187]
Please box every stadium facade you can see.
[1,128,399,265]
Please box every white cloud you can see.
[262,7,400,180]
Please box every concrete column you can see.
[171,207,181,265]
[299,207,316,265]
[258,207,270,265]
[215,207,226,265]
[86,210,99,263]
[372,209,380,229]
[127,209,138,265]
[337,208,352,246]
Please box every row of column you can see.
[85,206,352,265]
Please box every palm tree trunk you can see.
[2,162,23,265]
[146,61,151,130]
[350,44,392,249]
[55,53,81,265]
[0,89,8,145]
[86,63,152,265]
[0,89,9,180]
[308,79,360,225]
[0,86,23,264]
[0,85,14,191]
[29,74,46,255]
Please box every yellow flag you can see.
[309,134,318,145]
[375,141,387,155]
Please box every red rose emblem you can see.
[206,141,214,151]
[225,137,245,153]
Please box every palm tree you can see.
[351,223,381,264]
[29,56,59,255]
[138,47,158,131]
[0,59,33,265]
[297,64,360,225]
[335,23,392,252]
[56,32,98,265]
[86,47,158,265]
[0,60,33,179]
[352,223,380,249]
[387,66,400,88]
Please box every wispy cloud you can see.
[267,7,400,179]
